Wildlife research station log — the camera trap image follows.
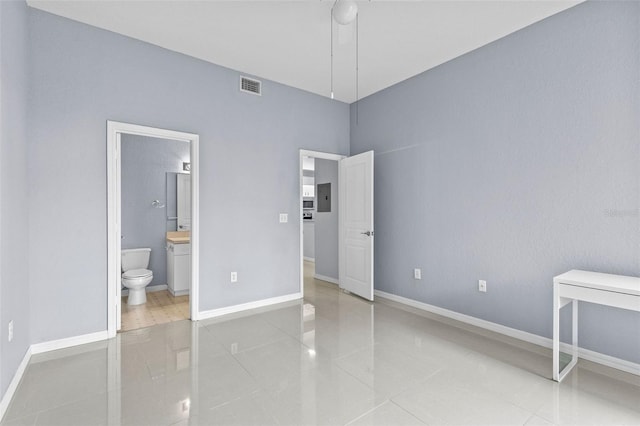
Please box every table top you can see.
[554,270,640,296]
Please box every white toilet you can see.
[121,248,153,305]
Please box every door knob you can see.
[361,231,374,236]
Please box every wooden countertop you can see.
[166,231,190,244]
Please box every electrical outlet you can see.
[231,272,238,283]
[478,280,487,293]
[8,320,13,342]
[279,213,288,223]
[414,268,422,280]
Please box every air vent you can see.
[240,76,262,96]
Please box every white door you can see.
[339,151,374,301]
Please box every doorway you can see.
[107,121,200,337]
[300,152,342,295]
[119,134,189,331]
[298,149,375,301]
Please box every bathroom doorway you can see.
[119,135,189,331]
[107,122,200,337]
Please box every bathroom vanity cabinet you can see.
[167,241,190,296]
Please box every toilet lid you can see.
[123,269,152,279]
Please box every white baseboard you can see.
[314,274,339,285]
[122,284,168,296]
[199,292,303,320]
[374,290,640,377]
[575,345,640,376]
[31,330,110,355]
[303,257,315,262]
[0,347,31,421]
[168,288,189,297]
[2,290,304,420]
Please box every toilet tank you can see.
[121,248,151,272]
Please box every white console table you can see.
[553,270,640,382]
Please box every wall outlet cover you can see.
[414,268,422,280]
[231,272,238,283]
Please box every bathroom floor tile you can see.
[121,290,189,332]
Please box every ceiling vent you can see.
[240,76,262,96]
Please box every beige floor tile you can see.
[120,290,189,332]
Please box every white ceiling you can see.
[27,0,580,104]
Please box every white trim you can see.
[374,290,549,347]
[0,347,31,421]
[122,284,168,296]
[314,274,339,285]
[198,293,302,320]
[190,135,200,320]
[168,288,189,297]
[0,37,3,422]
[303,256,315,262]
[1,332,109,421]
[575,346,640,376]
[375,290,640,376]
[30,331,110,355]
[299,150,346,299]
[148,284,168,292]
[107,121,200,336]
[107,122,120,335]
[299,149,348,161]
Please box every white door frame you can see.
[299,149,345,297]
[107,121,200,338]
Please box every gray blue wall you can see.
[121,134,190,288]
[350,1,640,363]
[1,0,638,403]
[314,159,339,281]
[27,8,350,344]
[0,0,31,397]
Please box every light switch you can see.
[279,213,288,223]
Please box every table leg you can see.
[553,283,559,381]
[556,297,579,382]
[572,299,578,364]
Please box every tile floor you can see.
[121,290,189,332]
[2,261,639,425]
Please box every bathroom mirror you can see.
[177,173,191,231]
[165,172,191,231]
